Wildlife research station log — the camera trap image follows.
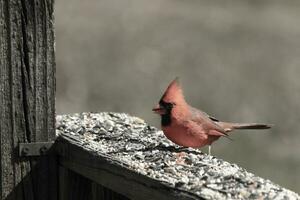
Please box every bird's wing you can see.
[201,111,219,122]
[189,107,228,137]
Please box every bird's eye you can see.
[166,102,175,109]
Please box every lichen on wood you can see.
[56,112,299,200]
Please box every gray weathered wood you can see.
[56,113,300,200]
[0,0,56,199]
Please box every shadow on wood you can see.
[59,166,129,200]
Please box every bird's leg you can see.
[208,145,211,156]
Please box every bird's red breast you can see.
[161,118,220,148]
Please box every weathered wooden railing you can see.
[55,112,299,200]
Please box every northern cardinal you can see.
[152,78,271,155]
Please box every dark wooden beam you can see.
[0,0,56,199]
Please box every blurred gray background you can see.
[55,0,300,193]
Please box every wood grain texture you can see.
[0,0,56,199]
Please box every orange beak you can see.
[152,104,166,115]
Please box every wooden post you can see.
[0,0,56,199]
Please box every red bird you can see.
[152,78,271,155]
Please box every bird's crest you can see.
[161,77,186,104]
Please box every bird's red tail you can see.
[231,123,272,130]
[217,122,272,132]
